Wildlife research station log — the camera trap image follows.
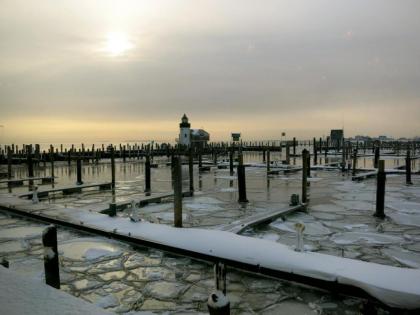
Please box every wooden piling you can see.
[285,142,290,164]
[189,149,194,194]
[173,156,183,227]
[302,149,308,204]
[374,160,386,219]
[76,159,83,185]
[266,149,270,173]
[111,147,116,189]
[374,146,380,169]
[42,225,60,289]
[145,154,151,195]
[229,147,234,175]
[352,149,357,177]
[50,145,55,183]
[237,153,248,203]
[7,146,12,180]
[406,150,412,185]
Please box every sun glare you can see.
[103,32,133,57]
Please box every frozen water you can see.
[59,238,122,261]
[331,232,404,245]
[382,247,420,268]
[0,226,45,240]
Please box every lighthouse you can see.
[179,114,191,146]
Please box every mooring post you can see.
[262,149,266,163]
[285,142,290,164]
[237,152,248,203]
[27,146,34,178]
[50,145,55,183]
[229,147,234,175]
[302,149,308,204]
[198,150,203,169]
[306,152,311,178]
[7,146,12,180]
[374,146,380,169]
[42,225,60,289]
[266,149,271,173]
[341,138,346,173]
[173,156,183,227]
[76,158,83,185]
[293,137,296,156]
[189,148,194,194]
[313,138,317,165]
[145,154,151,195]
[374,160,386,219]
[352,149,358,177]
[208,262,230,315]
[111,147,116,189]
[122,145,126,163]
[406,150,412,185]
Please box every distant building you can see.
[330,129,344,146]
[178,114,209,147]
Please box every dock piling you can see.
[237,153,248,203]
[42,225,60,289]
[374,160,386,219]
[173,156,183,228]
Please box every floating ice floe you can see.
[388,201,420,214]
[270,220,332,236]
[59,238,122,261]
[331,232,404,245]
[0,226,45,240]
[389,212,420,228]
[332,200,373,211]
[382,247,420,269]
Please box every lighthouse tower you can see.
[179,114,191,146]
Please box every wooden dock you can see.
[18,182,112,199]
[221,204,304,234]
[0,176,55,187]
[99,191,193,213]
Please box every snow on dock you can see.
[221,204,304,234]
[17,182,112,199]
[0,266,110,315]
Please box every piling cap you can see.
[207,290,229,308]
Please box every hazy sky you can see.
[1,0,420,143]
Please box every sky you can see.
[1,0,420,144]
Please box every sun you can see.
[103,32,133,57]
